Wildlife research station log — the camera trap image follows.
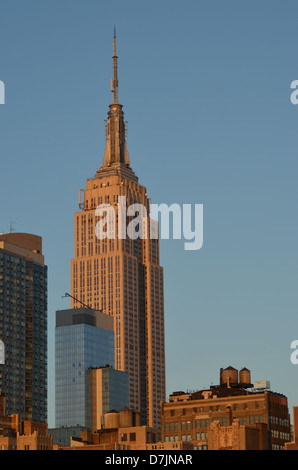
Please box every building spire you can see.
[111,26,118,104]
[96,28,132,174]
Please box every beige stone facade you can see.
[207,419,268,450]
[70,32,165,430]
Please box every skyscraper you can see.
[0,233,47,422]
[70,31,166,430]
[55,307,114,428]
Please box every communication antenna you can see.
[10,221,17,233]
[62,292,92,310]
[111,26,119,103]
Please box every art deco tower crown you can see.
[96,29,134,180]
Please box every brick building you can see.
[161,367,291,450]
[0,393,53,450]
[57,407,157,450]
[285,406,298,450]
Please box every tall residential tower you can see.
[70,32,166,430]
[0,233,47,422]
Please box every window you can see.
[121,433,127,442]
[130,433,136,442]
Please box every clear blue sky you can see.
[0,0,297,428]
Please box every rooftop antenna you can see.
[10,221,17,233]
[62,292,92,310]
[111,26,119,104]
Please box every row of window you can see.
[165,414,265,432]
[168,401,265,416]
[271,430,290,441]
[120,432,136,442]
[165,433,207,443]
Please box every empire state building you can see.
[70,32,166,430]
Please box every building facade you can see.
[57,407,158,450]
[55,308,114,427]
[70,32,166,430]
[285,406,298,450]
[161,367,291,450]
[0,233,47,422]
[0,393,52,450]
[207,418,269,450]
[86,365,129,431]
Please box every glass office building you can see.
[86,365,129,430]
[0,233,48,422]
[55,308,114,427]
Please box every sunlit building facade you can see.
[70,32,166,430]
[86,365,129,431]
[0,233,47,422]
[161,367,291,450]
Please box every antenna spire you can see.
[111,27,118,103]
